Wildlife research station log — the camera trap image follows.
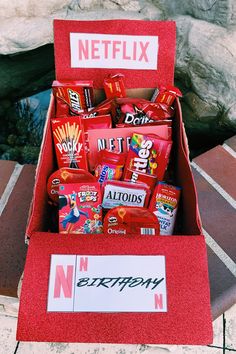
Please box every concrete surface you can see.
[0,295,235,354]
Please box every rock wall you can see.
[0,0,236,161]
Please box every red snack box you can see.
[59,182,102,234]
[104,206,160,236]
[103,74,126,99]
[123,133,172,186]
[51,117,88,170]
[52,80,94,116]
[102,180,150,209]
[47,168,96,205]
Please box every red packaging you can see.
[123,133,172,186]
[81,114,112,153]
[94,150,126,183]
[102,180,150,209]
[151,86,182,107]
[52,80,94,116]
[59,182,102,234]
[149,182,181,235]
[103,74,126,99]
[115,98,174,127]
[51,117,88,170]
[47,168,96,204]
[104,206,160,236]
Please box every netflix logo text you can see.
[70,33,158,70]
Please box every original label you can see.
[70,33,158,70]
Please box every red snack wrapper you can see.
[81,114,112,153]
[123,133,172,186]
[47,168,96,205]
[115,98,174,127]
[52,80,94,116]
[51,117,88,170]
[102,180,150,209]
[103,74,126,99]
[59,182,102,234]
[151,86,182,107]
[104,206,160,236]
[87,98,114,118]
[149,182,181,235]
[94,150,126,183]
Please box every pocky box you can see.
[123,133,172,186]
[51,117,88,170]
[102,180,150,209]
[104,206,160,236]
[59,182,102,234]
[149,182,181,235]
[52,80,94,116]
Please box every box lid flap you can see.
[54,19,176,89]
[17,232,212,344]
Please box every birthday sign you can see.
[47,255,167,312]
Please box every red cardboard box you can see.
[17,19,213,344]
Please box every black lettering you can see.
[76,278,89,287]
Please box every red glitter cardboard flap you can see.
[17,232,212,344]
[54,19,176,89]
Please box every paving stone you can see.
[0,160,16,197]
[224,135,236,151]
[192,169,236,263]
[194,145,236,200]
[206,247,236,320]
[0,162,36,296]
[0,313,18,354]
[225,303,236,350]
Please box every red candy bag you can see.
[151,86,182,107]
[114,98,174,127]
[52,80,94,116]
[104,206,160,236]
[103,74,126,99]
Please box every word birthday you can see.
[76,276,164,292]
[47,255,167,313]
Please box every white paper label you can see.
[47,255,167,313]
[70,33,158,70]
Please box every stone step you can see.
[0,160,36,297]
[192,135,236,319]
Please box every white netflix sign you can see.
[47,255,167,312]
[70,33,158,70]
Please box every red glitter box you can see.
[17,20,213,345]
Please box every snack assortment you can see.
[48,75,182,235]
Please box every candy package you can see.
[52,80,94,116]
[51,117,88,170]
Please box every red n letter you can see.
[79,257,88,271]
[154,293,163,309]
[54,265,74,298]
